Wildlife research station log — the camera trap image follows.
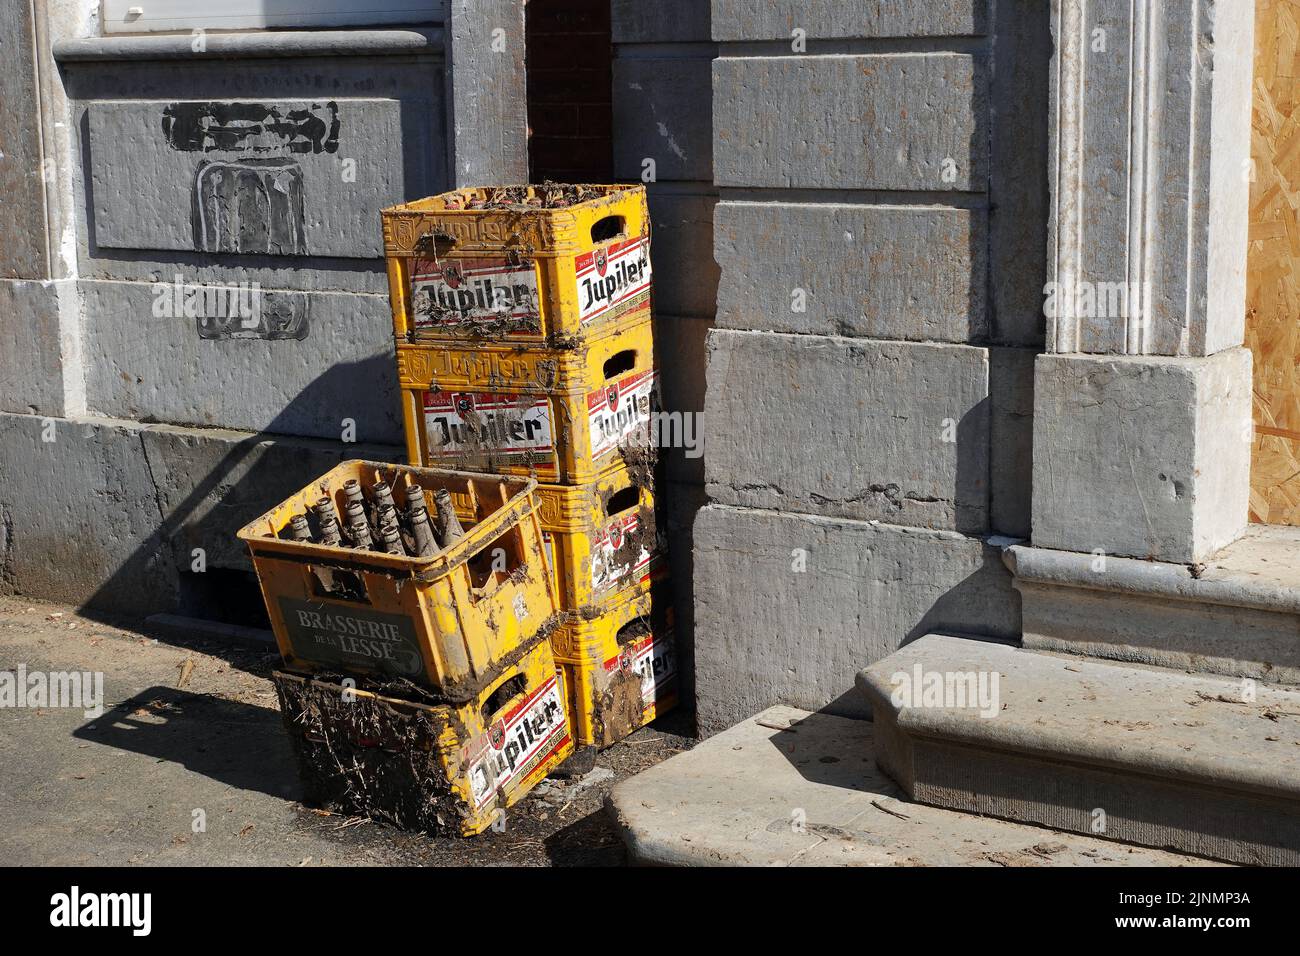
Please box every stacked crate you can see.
[238,461,574,835]
[381,184,678,754]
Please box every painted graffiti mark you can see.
[192,158,306,255]
[195,292,311,341]
[162,101,341,154]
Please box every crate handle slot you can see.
[307,564,371,605]
[417,232,458,257]
[466,523,527,600]
[602,349,637,381]
[482,674,527,724]
[591,215,626,243]
[605,486,640,518]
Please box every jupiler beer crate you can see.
[382,184,652,349]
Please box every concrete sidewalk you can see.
[0,595,689,866]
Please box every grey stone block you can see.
[0,413,177,616]
[1048,0,1254,357]
[613,57,714,183]
[988,346,1034,538]
[448,0,528,186]
[658,480,707,725]
[613,0,711,44]
[138,423,399,576]
[0,1,48,279]
[858,634,1300,865]
[711,0,987,40]
[79,280,402,444]
[0,280,77,418]
[1008,527,1300,685]
[655,314,712,485]
[1032,348,1251,563]
[0,411,398,617]
[646,186,718,319]
[705,330,990,532]
[692,504,1020,734]
[714,54,988,191]
[988,0,1049,347]
[57,29,446,59]
[1018,582,1300,689]
[86,97,435,259]
[714,202,986,342]
[65,52,446,286]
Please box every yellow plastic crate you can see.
[237,460,557,699]
[382,184,651,347]
[552,583,678,748]
[399,311,659,483]
[449,459,663,613]
[273,635,573,836]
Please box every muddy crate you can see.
[273,635,574,837]
[382,183,651,348]
[399,315,659,483]
[450,459,665,613]
[552,582,678,749]
[238,461,557,698]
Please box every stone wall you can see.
[0,5,526,622]
[611,0,718,718]
[692,0,1051,732]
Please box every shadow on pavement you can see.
[73,685,300,802]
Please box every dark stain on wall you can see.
[192,157,307,255]
[196,292,311,341]
[162,101,341,154]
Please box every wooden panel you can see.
[1247,0,1300,525]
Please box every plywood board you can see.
[1247,0,1300,525]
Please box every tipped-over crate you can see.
[274,633,573,836]
[238,460,557,700]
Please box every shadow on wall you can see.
[74,352,403,631]
[815,568,1024,722]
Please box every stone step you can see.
[605,704,1214,867]
[1007,525,1300,686]
[857,634,1300,865]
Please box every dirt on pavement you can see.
[0,595,692,866]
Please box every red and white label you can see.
[575,236,652,323]
[590,512,651,596]
[423,391,553,456]
[604,632,677,717]
[587,369,657,460]
[468,676,569,810]
[410,256,540,329]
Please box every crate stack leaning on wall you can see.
[381,184,678,758]
[237,460,574,836]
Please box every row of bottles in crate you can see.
[283,475,463,558]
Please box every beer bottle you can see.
[434,489,465,544]
[318,514,343,548]
[404,483,428,517]
[345,501,374,550]
[288,514,313,543]
[314,495,341,527]
[378,522,406,556]
[408,505,440,557]
[372,481,397,514]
